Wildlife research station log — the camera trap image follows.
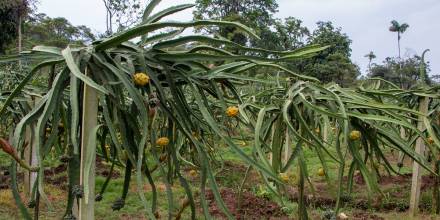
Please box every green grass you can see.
[94,176,188,220]
[0,151,11,167]
[0,173,198,219]
[0,136,438,219]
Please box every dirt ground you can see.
[1,159,440,220]
[205,188,289,220]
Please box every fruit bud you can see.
[0,138,15,155]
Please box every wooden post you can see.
[24,98,38,197]
[23,126,32,196]
[409,96,430,215]
[74,77,98,219]
[397,127,406,165]
[434,113,440,214]
[23,125,37,196]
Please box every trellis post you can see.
[409,96,429,215]
[23,98,38,197]
[74,74,98,220]
[409,49,430,216]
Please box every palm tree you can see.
[364,51,376,72]
[389,20,409,61]
[389,20,409,88]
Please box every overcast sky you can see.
[38,0,440,76]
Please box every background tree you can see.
[430,74,440,84]
[194,0,278,46]
[22,13,96,49]
[389,20,409,88]
[0,0,31,54]
[368,55,431,89]
[252,17,310,52]
[389,20,409,61]
[301,21,360,86]
[102,0,142,35]
[2,1,93,54]
[365,51,376,73]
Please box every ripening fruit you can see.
[159,154,167,162]
[318,168,325,177]
[338,212,348,220]
[0,138,15,155]
[156,137,170,147]
[133,73,150,86]
[279,172,289,183]
[191,131,200,140]
[226,106,239,117]
[349,130,361,141]
[148,108,156,118]
[239,141,247,146]
[154,211,161,219]
[427,137,435,145]
[314,127,320,134]
[189,169,198,177]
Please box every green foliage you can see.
[301,21,360,86]
[389,20,409,35]
[194,0,278,46]
[0,0,30,54]
[251,17,310,52]
[0,2,327,219]
[309,22,352,57]
[102,0,143,34]
[2,2,440,220]
[303,52,360,86]
[0,151,11,166]
[2,12,95,55]
[241,72,440,218]
[321,209,336,220]
[22,13,95,49]
[194,3,360,87]
[368,55,431,89]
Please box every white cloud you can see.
[37,0,107,33]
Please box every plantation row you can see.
[1,1,439,220]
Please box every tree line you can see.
[0,0,436,87]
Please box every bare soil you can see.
[351,211,385,220]
[205,188,289,220]
[0,158,120,190]
[288,171,437,213]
